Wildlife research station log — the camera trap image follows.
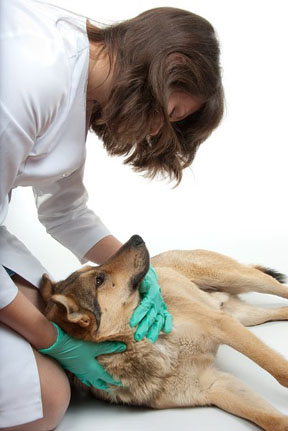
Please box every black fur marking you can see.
[56,270,93,292]
[257,266,287,284]
[93,297,102,331]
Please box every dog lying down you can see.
[40,235,288,431]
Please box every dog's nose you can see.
[130,235,144,247]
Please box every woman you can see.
[0,0,224,430]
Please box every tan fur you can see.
[40,236,288,431]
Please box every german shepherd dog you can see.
[40,235,288,431]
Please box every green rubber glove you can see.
[39,322,126,392]
[129,265,173,343]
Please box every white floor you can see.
[58,293,288,431]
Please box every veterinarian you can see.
[0,0,224,429]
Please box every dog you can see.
[40,235,288,431]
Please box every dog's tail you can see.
[253,265,287,284]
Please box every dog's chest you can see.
[94,335,178,405]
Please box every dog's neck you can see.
[94,322,136,350]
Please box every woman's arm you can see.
[0,285,126,390]
[33,161,113,265]
[84,234,122,265]
[0,289,58,349]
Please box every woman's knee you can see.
[35,349,71,430]
[2,276,71,431]
[1,350,71,431]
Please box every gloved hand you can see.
[129,265,173,343]
[39,322,126,392]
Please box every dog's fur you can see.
[40,235,288,431]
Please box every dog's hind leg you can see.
[211,312,288,389]
[222,295,288,326]
[200,368,288,431]
[154,249,288,299]
[197,265,288,299]
[153,364,288,430]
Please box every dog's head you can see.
[40,235,150,342]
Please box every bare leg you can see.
[0,275,71,431]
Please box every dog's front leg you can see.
[212,312,288,388]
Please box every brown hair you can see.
[87,7,224,184]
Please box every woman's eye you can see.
[96,274,104,288]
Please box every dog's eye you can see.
[95,274,105,288]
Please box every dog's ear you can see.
[40,273,56,304]
[51,294,91,328]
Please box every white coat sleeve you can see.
[33,161,111,263]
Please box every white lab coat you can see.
[0,1,111,425]
[0,0,111,310]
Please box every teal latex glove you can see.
[39,322,126,392]
[129,265,173,343]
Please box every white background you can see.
[5,0,288,430]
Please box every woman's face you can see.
[150,91,202,136]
